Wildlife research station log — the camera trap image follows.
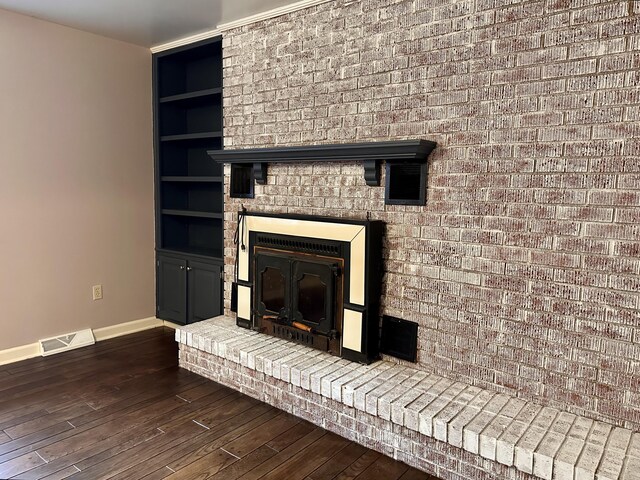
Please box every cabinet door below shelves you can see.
[157,256,187,324]
[188,261,222,324]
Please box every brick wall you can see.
[221,0,640,431]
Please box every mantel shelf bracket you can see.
[363,159,381,186]
[253,163,268,185]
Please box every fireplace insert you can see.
[234,212,383,363]
[254,241,345,355]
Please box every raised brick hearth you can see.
[177,317,639,480]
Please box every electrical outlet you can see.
[92,285,103,301]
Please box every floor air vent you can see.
[39,329,95,356]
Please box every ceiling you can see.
[0,0,299,47]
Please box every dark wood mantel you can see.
[208,139,435,183]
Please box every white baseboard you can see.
[161,320,181,330]
[0,316,172,366]
[93,316,163,341]
[0,343,41,367]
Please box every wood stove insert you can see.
[253,240,345,355]
[234,212,384,364]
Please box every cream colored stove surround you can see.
[236,215,367,354]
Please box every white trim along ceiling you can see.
[0,0,330,49]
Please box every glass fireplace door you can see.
[291,260,337,336]
[254,250,339,336]
[255,253,290,321]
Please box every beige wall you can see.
[0,8,154,350]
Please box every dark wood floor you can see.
[0,327,436,480]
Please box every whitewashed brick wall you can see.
[220,0,640,431]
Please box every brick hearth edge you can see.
[177,317,640,480]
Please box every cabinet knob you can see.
[180,265,185,270]
[187,267,192,271]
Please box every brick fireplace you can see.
[177,0,640,479]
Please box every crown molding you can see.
[150,0,331,53]
[216,0,332,31]
[150,29,222,53]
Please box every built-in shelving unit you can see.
[154,37,224,325]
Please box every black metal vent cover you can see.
[230,164,254,198]
[273,324,314,346]
[380,315,418,362]
[255,233,342,257]
[385,162,427,205]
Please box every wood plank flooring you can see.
[0,327,438,480]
